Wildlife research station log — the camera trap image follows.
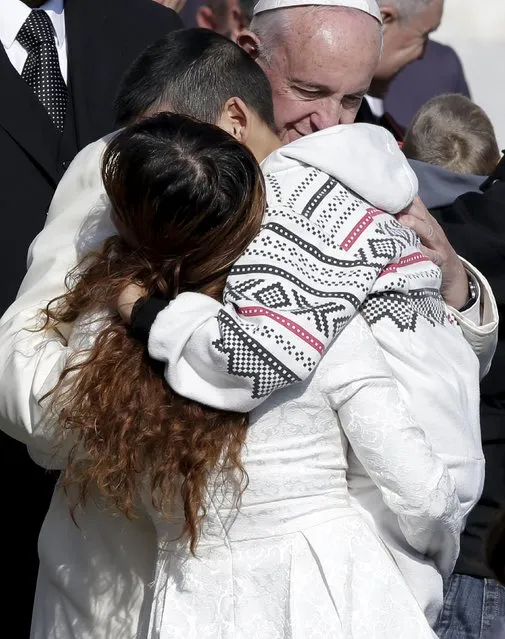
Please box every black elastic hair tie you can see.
[129,297,171,346]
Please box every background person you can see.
[384,39,471,130]
[404,93,501,176]
[403,99,505,638]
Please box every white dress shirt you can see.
[365,95,385,118]
[0,0,67,83]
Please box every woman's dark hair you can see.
[115,28,276,132]
[44,113,265,552]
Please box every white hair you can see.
[250,5,383,66]
[377,0,432,22]
[249,9,289,66]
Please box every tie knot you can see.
[17,10,55,51]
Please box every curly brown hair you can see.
[43,113,265,552]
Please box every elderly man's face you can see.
[254,9,382,143]
[373,0,443,93]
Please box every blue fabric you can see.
[486,617,505,639]
[383,39,471,130]
[435,574,505,638]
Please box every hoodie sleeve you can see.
[147,193,416,412]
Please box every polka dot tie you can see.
[17,10,67,132]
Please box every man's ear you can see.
[380,4,400,28]
[196,6,217,31]
[237,30,261,60]
[216,97,251,143]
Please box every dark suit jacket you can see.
[0,0,182,315]
[0,1,182,634]
[355,97,406,142]
[383,39,471,130]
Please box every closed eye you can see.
[342,94,364,108]
[294,86,324,99]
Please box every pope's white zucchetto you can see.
[252,0,382,23]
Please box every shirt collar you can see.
[0,0,65,50]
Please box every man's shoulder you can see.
[424,40,468,92]
[431,180,505,284]
[91,0,183,32]
[427,40,464,69]
[65,0,183,69]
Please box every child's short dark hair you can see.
[115,28,276,132]
[403,94,501,176]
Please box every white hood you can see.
[261,123,418,214]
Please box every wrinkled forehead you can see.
[274,8,382,91]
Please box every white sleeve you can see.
[322,316,463,577]
[0,137,114,461]
[447,259,498,379]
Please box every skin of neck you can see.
[246,118,283,164]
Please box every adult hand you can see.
[153,0,187,13]
[398,197,469,310]
[117,283,146,324]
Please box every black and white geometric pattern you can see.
[301,177,338,219]
[210,166,447,399]
[213,311,300,398]
[362,289,447,333]
[17,10,67,131]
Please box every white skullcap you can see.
[252,0,382,22]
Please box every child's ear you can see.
[216,97,251,143]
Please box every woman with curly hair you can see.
[42,112,458,638]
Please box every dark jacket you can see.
[0,0,182,314]
[412,157,505,578]
[384,39,471,130]
[355,97,405,142]
[0,1,182,633]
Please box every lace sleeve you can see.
[322,315,463,576]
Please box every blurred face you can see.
[152,0,187,13]
[254,9,382,143]
[196,0,249,41]
[373,0,444,92]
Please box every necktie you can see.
[17,10,67,131]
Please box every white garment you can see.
[0,130,494,637]
[148,125,494,413]
[0,0,67,83]
[138,314,447,638]
[365,95,384,118]
[32,484,157,639]
[253,0,382,22]
[146,125,485,624]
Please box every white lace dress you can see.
[141,315,461,639]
